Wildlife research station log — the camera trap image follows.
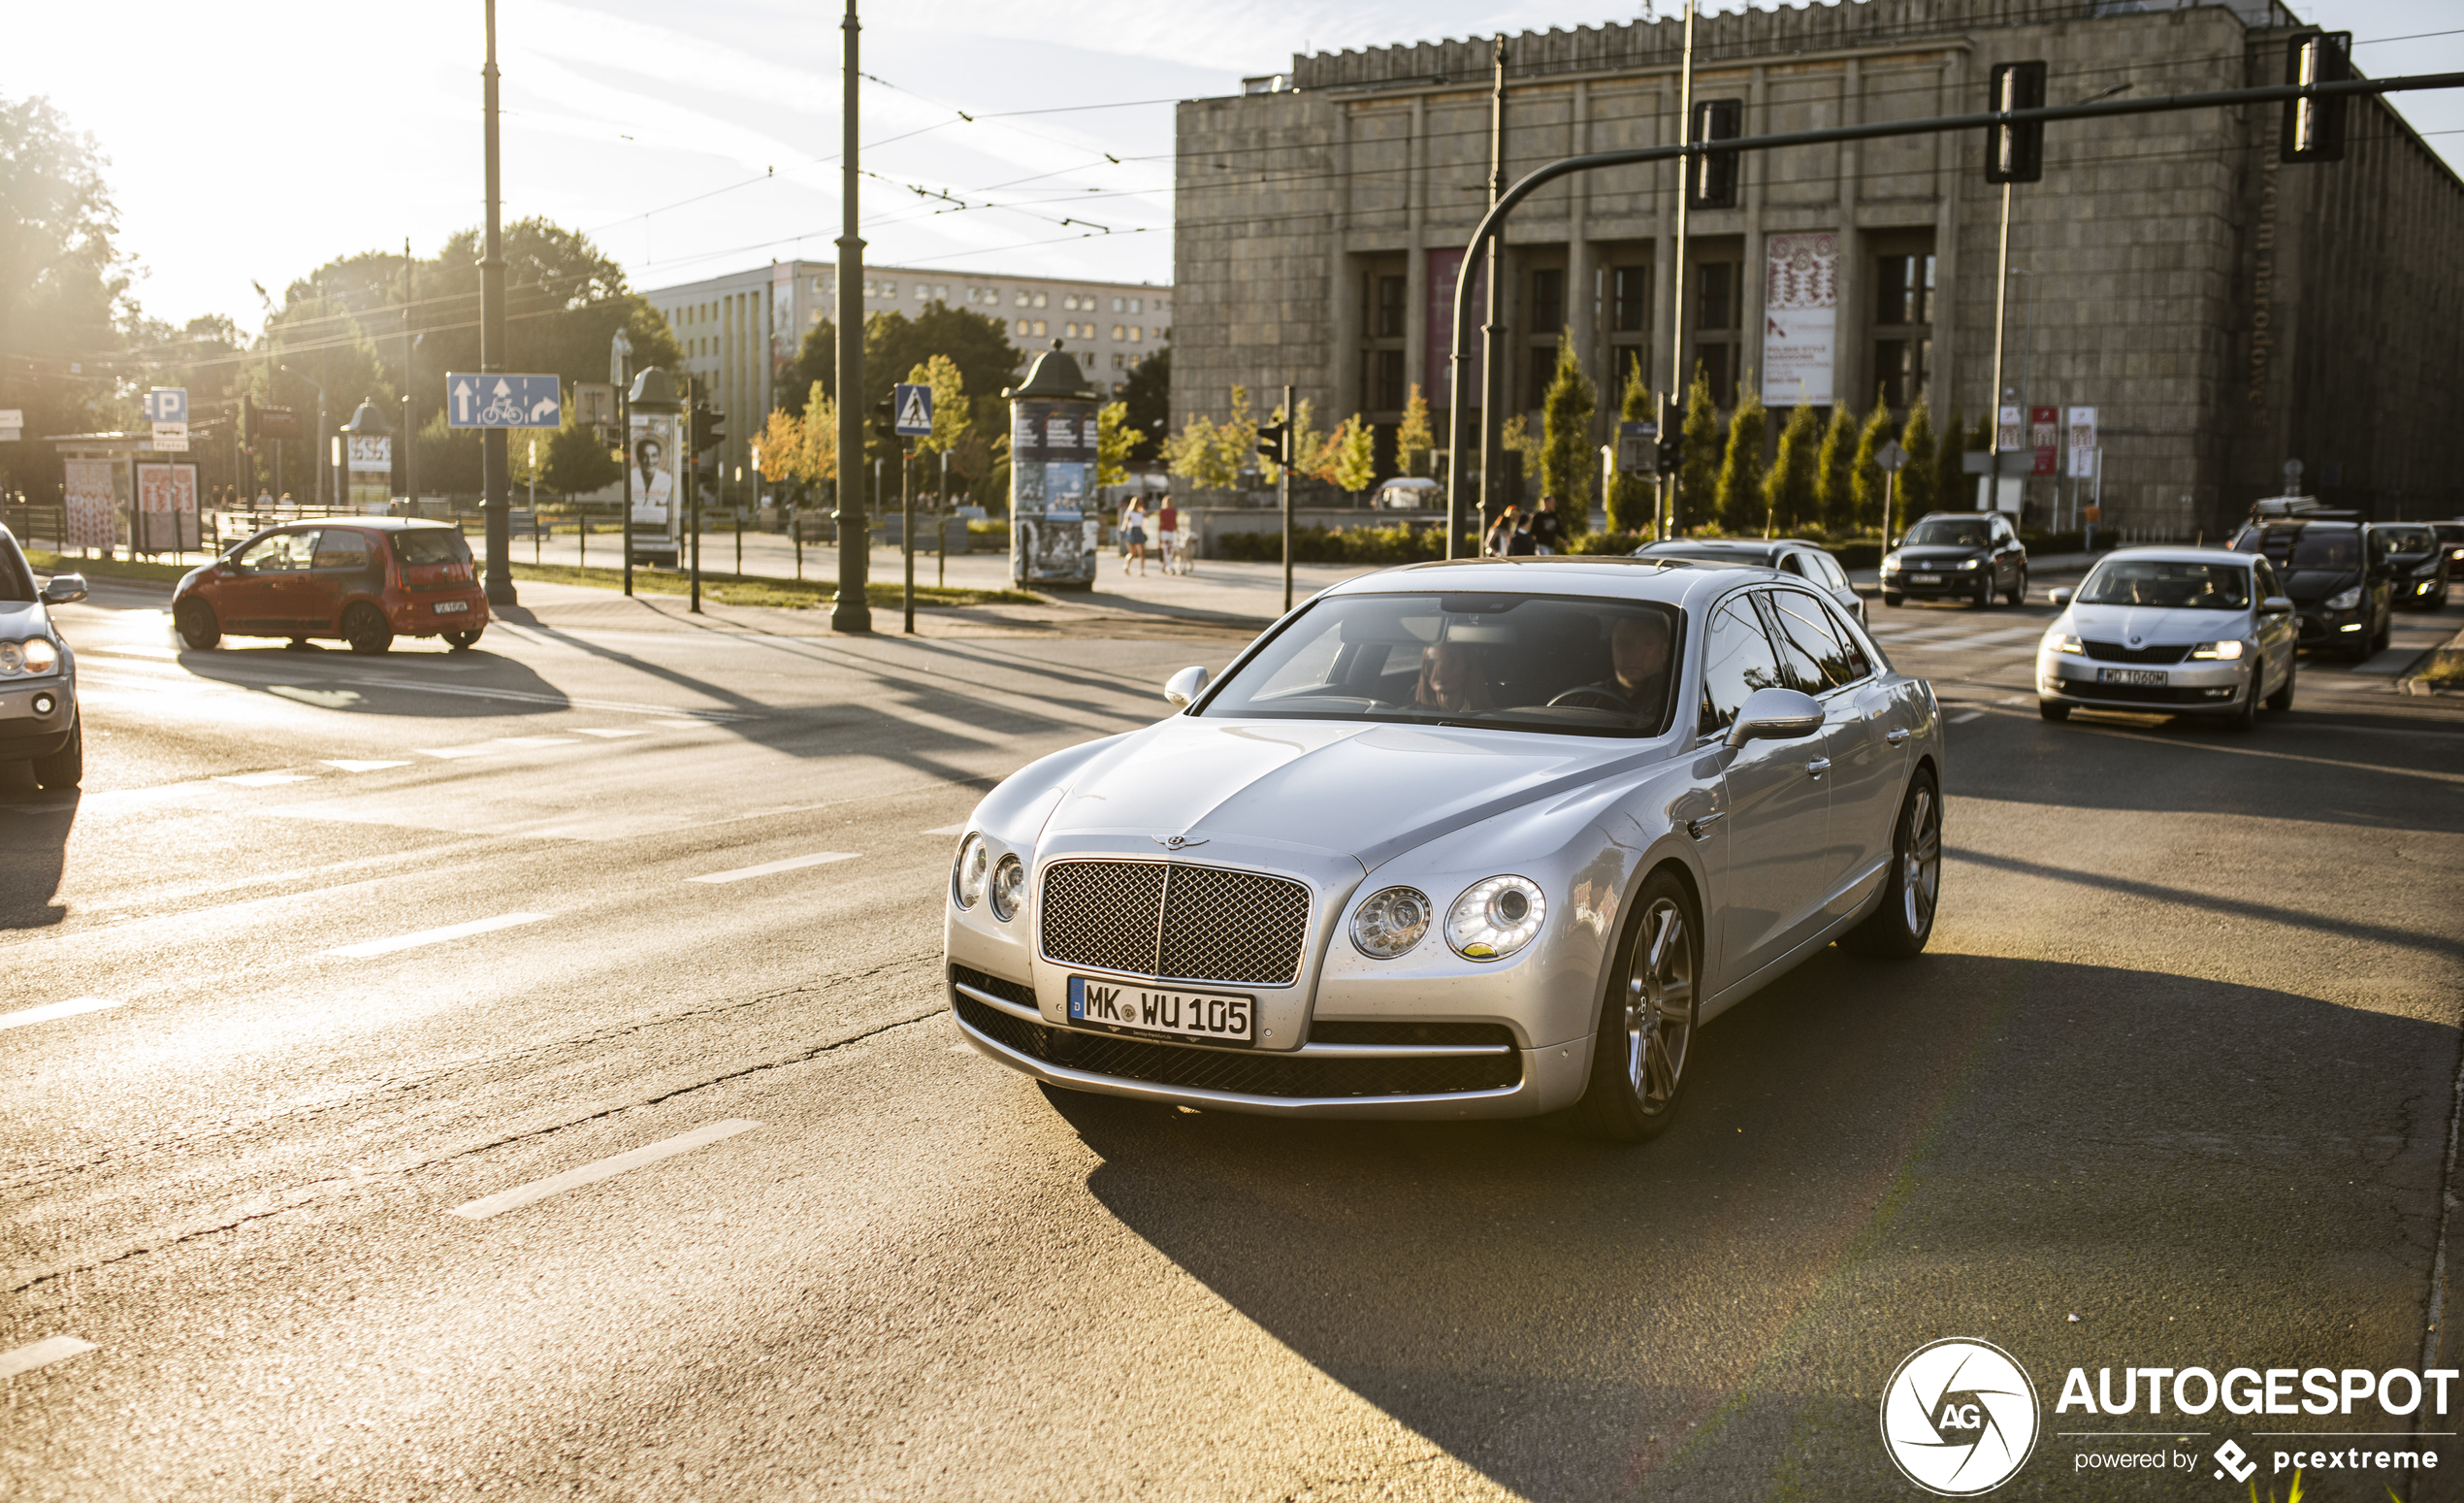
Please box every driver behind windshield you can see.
[1415,641,1493,712]
[1564,613,1673,714]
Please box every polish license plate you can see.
[2097,668,2167,687]
[433,600,470,614]
[1908,573,1941,585]
[1068,975,1253,1045]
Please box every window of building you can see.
[1531,268,1565,336]
[1691,255,1744,406]
[1374,274,1407,339]
[1872,246,1935,409]
[1876,252,1933,327]
[1610,264,1651,334]
[1033,291,1048,309]
[1373,348,1406,411]
[1112,352,1125,369]
[1130,298,1142,314]
[1015,318,1029,336]
[1130,326,1142,343]
[1015,290,1029,307]
[1034,319,1047,337]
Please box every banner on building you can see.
[1761,232,1838,407]
[1424,247,1488,407]
[2066,407,2098,478]
[64,459,115,550]
[134,461,201,553]
[2030,406,2059,477]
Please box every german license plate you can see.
[2097,667,2167,686]
[1909,573,1941,585]
[1067,975,1253,1045]
[433,600,470,614]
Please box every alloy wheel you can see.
[1624,897,1694,1114]
[1900,785,1941,934]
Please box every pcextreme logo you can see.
[1881,1338,2042,1496]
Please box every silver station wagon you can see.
[944,557,1946,1140]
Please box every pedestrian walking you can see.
[1483,504,1520,557]
[1155,500,1180,575]
[1123,498,1149,575]
[1506,512,1539,556]
[1531,494,1564,556]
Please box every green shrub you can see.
[1569,531,1646,556]
[1211,523,1446,566]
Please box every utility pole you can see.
[1665,0,1697,539]
[901,434,915,635]
[613,327,632,597]
[829,0,871,633]
[689,375,703,614]
[1281,382,1295,612]
[1986,179,2013,512]
[478,0,515,604]
[403,238,417,513]
[937,448,949,588]
[1479,34,1508,549]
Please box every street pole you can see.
[687,374,702,613]
[1479,35,1508,545]
[403,238,417,514]
[1281,382,1294,614]
[478,0,515,604]
[1986,180,2013,511]
[613,328,633,598]
[1665,0,1696,540]
[829,0,871,634]
[902,441,915,635]
[937,449,948,587]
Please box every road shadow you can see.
[1040,952,2458,1499]
[168,643,572,721]
[0,768,75,929]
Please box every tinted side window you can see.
[1699,596,1786,736]
[1763,590,1858,692]
[239,532,314,572]
[2254,558,2283,600]
[312,529,373,572]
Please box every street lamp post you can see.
[611,327,632,597]
[829,0,871,634]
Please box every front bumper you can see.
[2293,607,2368,648]
[2036,653,2247,714]
[0,675,75,757]
[1883,567,1990,598]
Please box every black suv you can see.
[2230,518,2392,659]
[1880,511,2029,608]
[2375,522,2451,610]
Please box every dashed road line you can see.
[0,1337,96,1380]
[923,823,967,835]
[688,852,860,884]
[572,727,649,738]
[1949,710,1985,724]
[494,735,580,748]
[214,771,318,787]
[447,1119,762,1221]
[323,759,412,772]
[417,744,501,760]
[0,997,122,1032]
[325,912,551,959]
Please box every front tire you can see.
[174,598,221,650]
[2224,667,2261,732]
[1970,573,1993,609]
[2005,567,2027,606]
[1839,768,1940,958]
[1881,591,1904,608]
[1572,869,1699,1143]
[2266,656,2295,711]
[343,603,394,655]
[32,717,82,791]
[2039,698,2070,722]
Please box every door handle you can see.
[1805,758,1831,778]
[1685,810,1726,840]
[1886,729,1910,745]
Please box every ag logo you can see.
[1880,1338,2040,1495]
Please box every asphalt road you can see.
[3,576,2460,1501]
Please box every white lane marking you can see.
[323,759,411,772]
[418,744,501,760]
[92,643,181,659]
[325,912,550,959]
[447,1119,762,1221]
[571,727,649,739]
[216,771,318,787]
[688,852,860,885]
[0,997,123,1032]
[649,719,713,730]
[1949,710,1984,724]
[924,823,966,835]
[494,736,580,748]
[0,1336,97,1380]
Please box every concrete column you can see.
[1743,64,1768,408]
[1404,95,1428,413]
[1329,105,1357,420]
[1936,49,1966,420]
[1656,81,1679,407]
[1567,81,1598,388]
[1835,57,1864,414]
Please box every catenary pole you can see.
[1281,382,1294,613]
[1986,180,2013,510]
[1665,0,1696,540]
[479,0,514,604]
[1480,36,1508,549]
[829,0,870,633]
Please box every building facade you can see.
[643,262,1171,493]
[1171,0,2464,533]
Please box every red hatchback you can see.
[173,519,490,654]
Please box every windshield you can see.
[0,537,35,603]
[2076,559,2251,610]
[2378,526,2434,553]
[1901,518,1990,549]
[2433,524,2464,545]
[392,529,470,567]
[2235,528,2358,570]
[1200,592,1684,738]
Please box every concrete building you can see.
[1170,0,2464,534]
[642,262,1172,494]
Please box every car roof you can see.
[2245,517,2359,532]
[2091,546,2256,566]
[259,517,458,532]
[1321,555,1788,609]
[1636,538,1823,556]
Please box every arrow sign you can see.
[893,382,934,439]
[444,373,562,429]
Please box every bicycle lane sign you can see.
[446,373,562,429]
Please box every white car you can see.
[944,557,1946,1140]
[2035,546,2298,727]
[0,526,85,790]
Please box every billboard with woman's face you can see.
[629,412,681,526]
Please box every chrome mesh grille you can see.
[1040,860,1311,986]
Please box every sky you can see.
[10,0,2460,336]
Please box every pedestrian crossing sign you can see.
[893,382,934,438]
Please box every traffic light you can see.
[1685,98,1742,210]
[1256,421,1289,468]
[1984,61,2047,183]
[690,403,726,455]
[2281,31,2350,163]
[1656,436,1682,473]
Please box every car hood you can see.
[2064,602,2246,643]
[1891,545,1988,566]
[1041,714,1663,873]
[2283,569,2359,604]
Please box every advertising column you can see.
[1010,399,1098,588]
[628,408,684,567]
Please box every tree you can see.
[903,354,970,460]
[1330,414,1378,498]
[1763,403,1821,537]
[0,95,136,498]
[540,412,621,503]
[1677,364,1720,533]
[1714,379,1767,535]
[1265,397,1327,486]
[1850,391,1897,534]
[1538,329,1599,533]
[1606,362,1656,535]
[1813,404,1859,534]
[1930,404,1969,520]
[1163,384,1258,492]
[1095,401,1140,488]
[1396,384,1434,475]
[1897,399,1939,527]
[784,303,1020,419]
[1119,345,1169,460]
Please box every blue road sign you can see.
[893,382,934,438]
[445,373,563,429]
[145,388,188,423]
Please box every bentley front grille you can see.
[1039,859,1311,986]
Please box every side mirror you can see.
[2048,587,2074,608]
[40,573,89,606]
[2259,595,2295,615]
[1162,665,1210,710]
[1724,686,1826,750]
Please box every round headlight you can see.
[1349,886,1431,959]
[22,637,58,675]
[0,641,20,674]
[1445,875,1547,962]
[952,833,990,909]
[989,855,1025,923]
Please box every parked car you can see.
[1879,511,2028,607]
[1632,538,1864,622]
[2374,522,2450,610]
[0,524,86,789]
[2228,517,2391,659]
[2035,547,2297,728]
[945,555,1944,1140]
[171,519,489,654]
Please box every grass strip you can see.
[27,551,195,586]
[506,561,1044,609]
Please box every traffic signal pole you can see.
[829,0,871,635]
[1438,67,2464,528]
[1663,0,1695,542]
[478,0,515,606]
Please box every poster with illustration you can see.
[1009,399,1098,588]
[134,461,200,552]
[64,459,115,550]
